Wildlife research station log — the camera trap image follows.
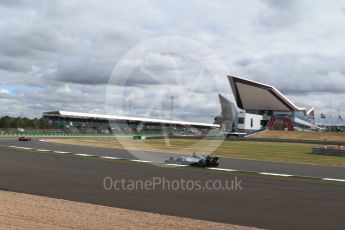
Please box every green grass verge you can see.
[251,130,345,141]
[213,141,345,166]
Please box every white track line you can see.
[130,159,153,163]
[36,149,51,152]
[259,172,293,177]
[322,178,345,183]
[53,151,70,154]
[208,168,238,172]
[164,163,189,167]
[12,146,33,150]
[99,156,122,160]
[73,153,95,157]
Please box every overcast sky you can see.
[1,0,345,123]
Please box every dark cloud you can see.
[256,0,302,29]
[55,58,114,85]
[261,0,298,10]
[0,0,35,7]
[0,57,31,73]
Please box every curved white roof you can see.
[294,103,314,115]
[228,75,307,112]
[43,111,219,128]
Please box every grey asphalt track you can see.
[1,138,345,180]
[1,145,345,230]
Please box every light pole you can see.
[170,95,174,121]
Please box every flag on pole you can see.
[339,114,343,120]
[321,113,326,118]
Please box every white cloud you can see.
[0,89,10,95]
[0,0,345,121]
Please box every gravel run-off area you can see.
[0,190,261,230]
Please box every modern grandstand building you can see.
[42,111,219,136]
[219,75,317,133]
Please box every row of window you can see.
[238,117,254,127]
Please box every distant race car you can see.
[165,153,219,167]
[18,137,31,141]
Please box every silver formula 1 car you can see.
[165,153,219,167]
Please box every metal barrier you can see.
[312,147,345,156]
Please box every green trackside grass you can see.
[0,134,122,138]
[46,138,345,167]
[251,130,345,142]
[213,141,345,166]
